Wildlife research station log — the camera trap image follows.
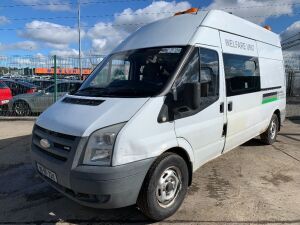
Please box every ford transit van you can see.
[31,9,286,220]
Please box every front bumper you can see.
[31,125,155,208]
[32,157,155,208]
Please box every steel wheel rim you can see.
[270,120,277,139]
[156,166,182,208]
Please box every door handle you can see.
[228,102,233,112]
[220,102,224,113]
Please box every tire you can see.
[137,152,189,221]
[13,101,31,116]
[260,114,279,145]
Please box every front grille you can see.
[35,145,67,162]
[35,125,76,141]
[32,125,79,162]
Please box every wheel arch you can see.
[164,147,194,186]
[273,109,281,131]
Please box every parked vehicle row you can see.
[0,76,82,116]
[10,81,82,116]
[0,79,38,96]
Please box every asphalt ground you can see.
[0,118,299,225]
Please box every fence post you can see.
[54,55,57,102]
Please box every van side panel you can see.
[256,41,283,60]
[257,41,285,89]
[257,41,286,127]
[220,32,268,152]
[219,31,258,57]
[224,92,267,152]
[222,33,285,153]
[259,58,285,89]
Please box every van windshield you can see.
[75,46,187,97]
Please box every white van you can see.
[31,9,286,220]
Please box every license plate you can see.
[37,163,57,183]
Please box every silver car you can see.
[10,81,82,116]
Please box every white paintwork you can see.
[201,10,281,47]
[257,41,282,60]
[36,95,149,137]
[112,13,208,53]
[224,92,267,152]
[176,138,195,170]
[174,45,226,169]
[36,9,286,178]
[113,97,178,165]
[220,32,258,57]
[259,58,285,88]
[190,26,221,47]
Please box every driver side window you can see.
[175,47,219,115]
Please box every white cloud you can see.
[206,0,296,24]
[35,52,46,58]
[88,1,191,54]
[88,22,127,54]
[46,43,70,50]
[16,0,71,12]
[0,41,38,51]
[114,1,191,33]
[50,49,79,57]
[0,16,10,25]
[20,20,83,49]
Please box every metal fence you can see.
[0,55,299,117]
[284,56,300,97]
[0,55,104,117]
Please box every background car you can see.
[0,81,13,111]
[30,79,54,90]
[10,81,82,116]
[0,79,38,96]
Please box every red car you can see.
[0,81,13,110]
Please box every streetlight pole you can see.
[78,0,82,80]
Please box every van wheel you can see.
[137,152,189,221]
[13,101,31,116]
[260,114,279,145]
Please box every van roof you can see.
[113,10,281,53]
[202,10,280,47]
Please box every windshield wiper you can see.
[74,87,110,97]
[75,86,155,97]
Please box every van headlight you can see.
[83,123,125,166]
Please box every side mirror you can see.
[158,83,201,123]
[182,82,201,110]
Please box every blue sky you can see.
[0,0,300,57]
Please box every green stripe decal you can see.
[262,97,278,104]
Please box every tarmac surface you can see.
[0,118,299,225]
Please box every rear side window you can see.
[223,54,260,96]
